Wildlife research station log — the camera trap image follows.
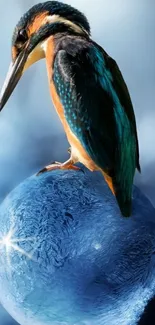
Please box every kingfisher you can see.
[0,1,140,217]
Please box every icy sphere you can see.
[0,168,155,325]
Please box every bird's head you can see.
[0,1,90,110]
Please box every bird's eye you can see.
[18,29,28,43]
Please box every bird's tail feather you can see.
[114,186,132,217]
[101,170,132,217]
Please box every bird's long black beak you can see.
[0,48,28,111]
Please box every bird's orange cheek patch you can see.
[28,11,49,35]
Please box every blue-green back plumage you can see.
[52,35,140,217]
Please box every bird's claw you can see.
[37,161,84,176]
[36,162,61,176]
[68,147,71,154]
[36,167,49,176]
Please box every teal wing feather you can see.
[52,38,140,216]
[100,45,140,172]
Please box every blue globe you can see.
[0,168,155,325]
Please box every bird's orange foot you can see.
[37,159,83,176]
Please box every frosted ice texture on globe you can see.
[0,168,154,325]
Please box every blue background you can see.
[0,1,154,324]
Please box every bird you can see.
[0,1,140,217]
